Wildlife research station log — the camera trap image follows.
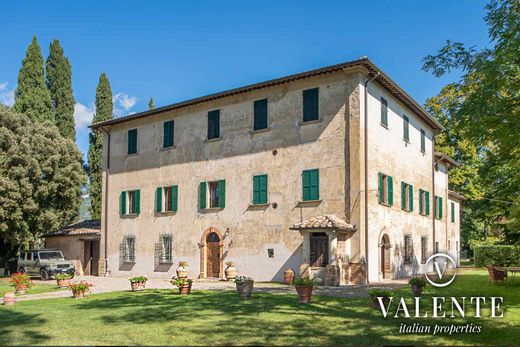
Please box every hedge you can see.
[474,246,520,267]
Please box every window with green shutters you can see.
[120,189,140,216]
[199,180,225,209]
[253,99,268,131]
[451,201,455,223]
[380,97,388,128]
[302,169,319,201]
[403,115,410,143]
[303,88,319,122]
[401,182,413,212]
[207,110,220,140]
[163,120,174,148]
[155,185,178,213]
[435,196,443,220]
[378,173,393,206]
[419,189,430,216]
[127,129,138,154]
[252,174,268,204]
[420,129,426,153]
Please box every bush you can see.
[293,277,314,286]
[408,277,427,286]
[368,289,393,297]
[474,246,520,267]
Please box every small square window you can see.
[267,249,274,258]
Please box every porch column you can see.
[301,231,310,264]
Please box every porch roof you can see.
[44,219,101,237]
[289,215,356,231]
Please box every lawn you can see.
[0,278,64,297]
[1,269,518,346]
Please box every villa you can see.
[91,57,461,285]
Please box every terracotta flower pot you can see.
[73,291,86,299]
[283,269,295,285]
[131,281,146,292]
[370,296,390,309]
[57,279,71,288]
[295,285,313,304]
[3,292,16,306]
[411,284,424,297]
[236,281,254,299]
[225,266,237,281]
[15,284,27,294]
[178,283,192,295]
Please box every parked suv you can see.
[18,249,75,280]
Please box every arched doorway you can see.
[199,227,224,279]
[380,234,391,279]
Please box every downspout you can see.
[363,72,379,284]
[99,127,111,274]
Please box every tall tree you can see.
[14,36,53,123]
[423,0,520,243]
[46,39,76,140]
[87,73,113,219]
[148,97,155,110]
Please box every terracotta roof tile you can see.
[290,215,356,231]
[44,220,101,237]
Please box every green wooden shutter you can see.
[439,197,443,219]
[172,185,178,212]
[378,173,383,204]
[419,190,423,215]
[403,116,409,142]
[254,99,268,130]
[381,97,388,127]
[401,182,406,210]
[155,187,163,213]
[426,191,430,216]
[134,189,140,214]
[451,202,455,222]
[387,176,393,206]
[302,170,311,201]
[163,121,174,148]
[310,169,319,200]
[253,175,260,204]
[303,88,319,122]
[120,191,127,215]
[260,174,268,204]
[218,180,226,208]
[199,182,206,210]
[409,185,414,212]
[128,129,137,154]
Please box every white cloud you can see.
[0,82,15,106]
[73,101,95,132]
[113,92,137,116]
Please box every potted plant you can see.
[224,261,237,281]
[408,277,427,296]
[235,276,254,299]
[368,289,393,309]
[69,280,93,299]
[9,272,33,294]
[293,277,314,304]
[283,268,295,285]
[129,276,148,291]
[171,277,192,295]
[55,274,74,288]
[176,261,189,278]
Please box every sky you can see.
[0,1,490,162]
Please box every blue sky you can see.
[0,1,490,162]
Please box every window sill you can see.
[160,145,176,151]
[205,137,222,143]
[298,118,322,126]
[158,261,174,265]
[248,203,270,210]
[249,127,271,135]
[378,202,391,207]
[122,261,136,264]
[297,199,322,207]
[380,123,389,129]
[155,211,177,216]
[126,153,139,158]
[121,214,139,219]
[201,207,224,213]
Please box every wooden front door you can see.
[83,241,91,275]
[381,235,391,279]
[310,233,329,267]
[206,232,220,277]
[83,240,100,276]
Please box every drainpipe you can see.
[99,127,111,274]
[363,72,379,284]
[432,138,436,255]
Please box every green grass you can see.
[0,278,64,297]
[1,269,519,346]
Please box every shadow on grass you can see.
[0,309,50,345]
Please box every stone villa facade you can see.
[92,58,461,284]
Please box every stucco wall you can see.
[44,236,85,275]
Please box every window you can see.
[252,174,268,204]
[403,115,410,143]
[207,110,220,140]
[302,169,319,201]
[456,241,459,252]
[267,248,274,258]
[448,240,451,250]
[253,99,268,130]
[303,88,319,122]
[155,185,178,213]
[421,237,428,263]
[401,182,413,211]
[380,97,388,127]
[163,120,174,148]
[26,252,32,261]
[419,189,430,216]
[120,235,135,263]
[120,190,140,216]
[434,196,443,219]
[128,129,138,154]
[420,129,426,152]
[451,202,455,223]
[378,173,393,206]
[155,234,173,264]
[404,235,413,264]
[199,180,226,209]
[435,241,439,254]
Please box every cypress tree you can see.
[87,73,113,219]
[14,36,53,122]
[46,39,76,140]
[148,97,155,110]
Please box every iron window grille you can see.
[404,235,413,264]
[155,234,173,265]
[120,235,136,263]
